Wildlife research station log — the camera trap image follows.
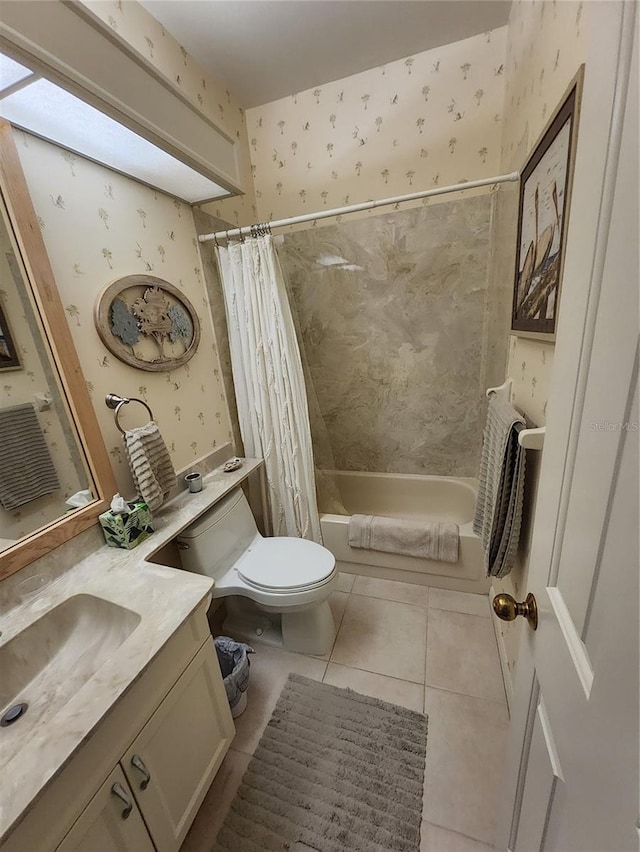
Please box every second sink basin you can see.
[0,594,141,765]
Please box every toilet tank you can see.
[176,487,259,580]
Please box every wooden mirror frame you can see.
[0,120,117,580]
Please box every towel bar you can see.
[105,393,154,434]
[486,379,546,450]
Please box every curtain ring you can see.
[225,229,230,242]
[213,233,220,248]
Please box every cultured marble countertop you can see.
[0,457,263,843]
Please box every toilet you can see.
[176,487,337,655]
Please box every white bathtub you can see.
[319,471,488,593]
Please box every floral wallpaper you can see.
[80,0,257,227]
[491,0,587,689]
[241,27,507,224]
[0,224,87,542]
[16,131,233,499]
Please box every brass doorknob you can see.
[492,592,538,631]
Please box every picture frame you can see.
[511,67,584,339]
[94,275,201,372]
[0,300,21,371]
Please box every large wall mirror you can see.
[0,119,116,580]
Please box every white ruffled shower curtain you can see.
[215,235,322,542]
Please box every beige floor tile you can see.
[421,821,494,852]
[232,643,326,755]
[425,609,505,704]
[429,588,491,618]
[423,687,508,845]
[323,662,424,712]
[352,575,429,607]
[335,572,356,592]
[330,589,349,629]
[330,594,427,683]
[308,590,350,661]
[180,747,250,852]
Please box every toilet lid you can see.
[237,538,335,591]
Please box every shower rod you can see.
[198,171,520,243]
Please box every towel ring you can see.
[105,393,154,435]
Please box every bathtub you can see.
[319,471,489,594]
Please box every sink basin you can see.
[0,594,140,765]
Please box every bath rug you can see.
[213,673,428,852]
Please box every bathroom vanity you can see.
[0,459,263,852]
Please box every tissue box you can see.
[99,501,154,549]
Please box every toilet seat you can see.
[236,537,335,593]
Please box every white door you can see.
[55,766,154,852]
[496,6,638,852]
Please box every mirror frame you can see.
[0,119,117,580]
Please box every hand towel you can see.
[123,421,176,512]
[0,403,59,510]
[473,394,527,577]
[348,514,459,563]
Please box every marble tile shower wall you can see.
[279,193,504,478]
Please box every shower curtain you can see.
[215,235,322,542]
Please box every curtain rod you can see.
[198,171,520,243]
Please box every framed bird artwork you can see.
[512,66,584,338]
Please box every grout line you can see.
[428,605,491,619]
[349,591,429,611]
[424,681,508,708]
[422,819,493,849]
[314,589,350,669]
[325,660,427,689]
[423,596,429,714]
[327,659,425,686]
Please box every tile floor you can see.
[182,575,509,852]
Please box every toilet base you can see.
[221,595,335,656]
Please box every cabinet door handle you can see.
[111,783,133,820]
[131,754,151,790]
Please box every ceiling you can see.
[139,1,512,108]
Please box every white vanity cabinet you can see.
[55,766,154,852]
[120,639,235,852]
[2,602,234,852]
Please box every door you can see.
[496,6,638,852]
[121,638,235,852]
[55,766,154,852]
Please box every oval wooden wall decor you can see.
[95,275,201,372]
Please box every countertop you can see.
[0,457,263,843]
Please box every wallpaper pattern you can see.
[81,0,257,227]
[16,132,233,499]
[492,0,587,685]
[240,28,508,224]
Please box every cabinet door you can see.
[122,638,234,852]
[56,766,154,852]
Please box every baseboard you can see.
[490,583,515,714]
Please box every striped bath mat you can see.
[213,673,428,852]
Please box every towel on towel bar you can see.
[0,403,60,510]
[123,421,176,512]
[473,394,526,578]
[348,514,459,563]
